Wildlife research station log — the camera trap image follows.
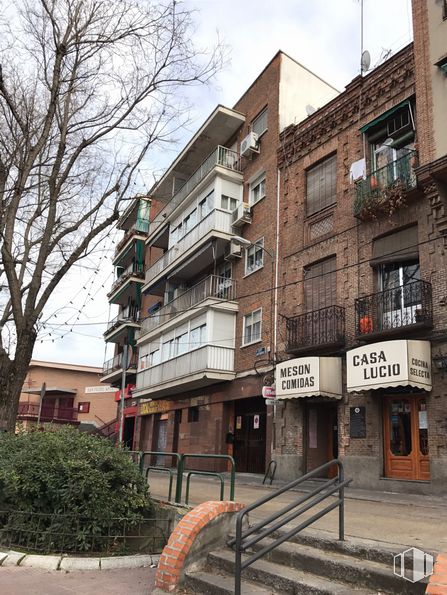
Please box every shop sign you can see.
[262,386,276,399]
[253,415,260,429]
[275,357,342,400]
[139,399,171,416]
[85,386,116,394]
[346,340,432,392]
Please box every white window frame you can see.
[251,107,268,138]
[220,195,238,212]
[245,238,264,276]
[242,308,262,346]
[249,174,266,206]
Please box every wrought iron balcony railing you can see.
[106,305,139,333]
[355,280,433,338]
[147,145,242,242]
[102,352,138,376]
[17,402,78,423]
[354,151,417,218]
[140,275,236,337]
[286,305,345,354]
[114,219,149,258]
[108,261,144,296]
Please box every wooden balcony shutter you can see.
[372,225,418,265]
[304,257,336,312]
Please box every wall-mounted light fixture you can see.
[433,353,447,370]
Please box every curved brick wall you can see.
[155,500,244,592]
[427,554,447,594]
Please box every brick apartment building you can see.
[273,0,447,494]
[107,53,338,469]
[19,360,117,435]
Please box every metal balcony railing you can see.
[108,261,144,295]
[114,219,149,258]
[354,151,417,217]
[148,146,241,241]
[286,305,345,353]
[17,402,78,423]
[355,280,433,338]
[106,305,139,333]
[102,352,138,376]
[140,275,236,336]
[145,209,233,286]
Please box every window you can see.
[221,195,238,211]
[78,402,90,413]
[190,324,207,348]
[174,332,188,356]
[304,257,336,312]
[250,174,266,206]
[161,339,174,360]
[199,191,214,219]
[252,107,268,137]
[243,309,262,345]
[306,155,337,216]
[150,348,161,366]
[188,406,199,423]
[245,239,264,275]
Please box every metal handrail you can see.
[231,459,351,595]
[185,471,225,505]
[145,466,176,502]
[262,460,277,485]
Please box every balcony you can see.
[107,261,144,303]
[17,402,79,424]
[355,280,433,340]
[144,208,234,291]
[101,352,138,383]
[113,221,149,265]
[286,305,345,355]
[147,146,242,243]
[354,151,417,219]
[140,275,236,338]
[104,305,140,342]
[134,345,235,399]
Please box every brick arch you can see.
[427,553,447,594]
[155,500,244,592]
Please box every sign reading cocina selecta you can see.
[275,357,342,400]
[346,340,432,392]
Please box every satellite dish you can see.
[361,50,371,73]
[306,104,317,116]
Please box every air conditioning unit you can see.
[240,132,259,157]
[224,240,242,261]
[232,202,252,227]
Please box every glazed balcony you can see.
[355,280,433,340]
[147,146,242,243]
[354,151,417,219]
[113,220,149,265]
[17,402,79,424]
[285,305,345,354]
[140,275,236,338]
[134,345,235,399]
[144,208,234,290]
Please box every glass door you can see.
[379,261,420,330]
[383,396,430,480]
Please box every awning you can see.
[275,357,342,400]
[359,99,411,134]
[347,340,432,392]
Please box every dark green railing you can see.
[354,150,417,217]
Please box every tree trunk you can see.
[0,329,37,431]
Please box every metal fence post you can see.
[234,510,243,595]
[338,460,345,541]
[174,454,184,504]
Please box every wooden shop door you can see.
[383,396,430,481]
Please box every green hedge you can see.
[0,427,152,553]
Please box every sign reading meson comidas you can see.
[347,340,432,392]
[276,357,342,400]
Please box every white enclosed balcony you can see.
[134,345,235,399]
[143,207,235,293]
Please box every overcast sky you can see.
[33,0,413,368]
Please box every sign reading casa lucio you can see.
[275,357,342,400]
[346,340,432,392]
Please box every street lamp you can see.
[231,235,276,366]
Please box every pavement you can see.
[2,472,446,594]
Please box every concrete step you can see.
[205,549,378,594]
[246,536,426,594]
[184,570,277,594]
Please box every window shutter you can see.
[304,257,336,311]
[372,226,418,265]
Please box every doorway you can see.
[306,402,338,478]
[233,397,266,474]
[383,395,430,480]
[123,415,135,449]
[153,413,168,466]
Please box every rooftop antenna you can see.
[361,50,371,75]
[305,104,317,116]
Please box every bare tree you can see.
[0,0,223,430]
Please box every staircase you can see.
[185,529,427,594]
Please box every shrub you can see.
[0,426,152,553]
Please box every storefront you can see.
[276,357,343,477]
[347,340,432,482]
